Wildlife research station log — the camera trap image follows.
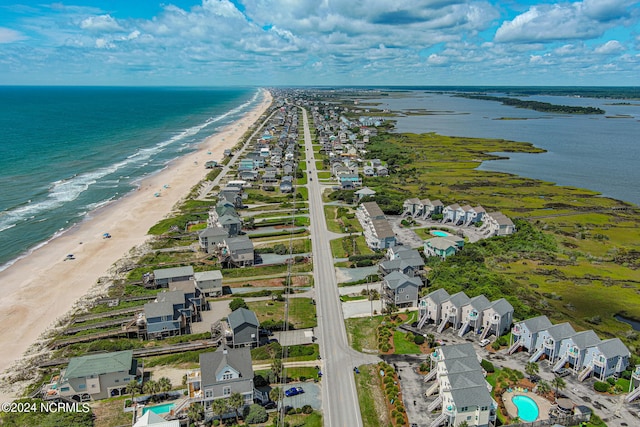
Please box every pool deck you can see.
[502,390,553,422]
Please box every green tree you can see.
[269,386,281,405]
[143,379,159,398]
[536,380,551,395]
[229,297,248,311]
[157,377,172,393]
[271,358,283,383]
[244,404,268,424]
[126,380,140,400]
[228,392,244,424]
[187,403,205,426]
[525,362,539,379]
[211,398,228,423]
[551,376,566,399]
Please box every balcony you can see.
[443,404,456,416]
[512,325,522,335]
[468,311,479,320]
[543,339,555,349]
[431,350,441,362]
[489,316,500,325]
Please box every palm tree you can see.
[187,402,205,426]
[525,362,539,379]
[157,377,172,394]
[269,386,281,406]
[551,376,566,399]
[143,379,158,399]
[211,398,228,423]
[228,392,244,424]
[126,380,140,403]
[271,358,283,383]
[536,380,551,396]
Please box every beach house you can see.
[417,288,450,329]
[44,350,142,402]
[378,247,425,277]
[424,236,464,259]
[195,346,255,418]
[199,227,229,254]
[220,236,255,267]
[426,343,497,427]
[403,198,422,217]
[579,338,630,381]
[508,315,553,354]
[143,290,192,339]
[485,212,516,236]
[443,204,464,224]
[194,270,223,297]
[438,292,471,333]
[529,322,576,364]
[479,298,514,341]
[356,201,396,250]
[226,308,260,348]
[458,295,491,337]
[553,330,601,374]
[381,271,421,308]
[150,266,194,288]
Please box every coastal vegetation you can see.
[457,94,605,114]
[357,128,640,354]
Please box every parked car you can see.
[263,401,277,409]
[284,386,305,397]
[555,368,571,378]
[479,339,491,347]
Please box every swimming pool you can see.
[142,402,175,415]
[512,395,539,422]
[431,230,450,237]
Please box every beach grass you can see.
[247,297,317,329]
[355,364,386,427]
[345,316,383,353]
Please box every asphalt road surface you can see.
[300,107,379,427]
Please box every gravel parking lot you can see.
[281,381,322,410]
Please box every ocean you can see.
[0,86,262,270]
[375,90,640,207]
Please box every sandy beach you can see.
[0,89,272,400]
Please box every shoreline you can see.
[0,89,273,400]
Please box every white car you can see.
[479,339,491,347]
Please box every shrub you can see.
[244,404,268,424]
[480,359,495,373]
[414,335,425,345]
[491,341,501,350]
[594,381,610,392]
[301,405,313,414]
[229,298,248,311]
[606,377,616,385]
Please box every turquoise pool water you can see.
[142,402,175,415]
[431,230,450,237]
[512,395,539,422]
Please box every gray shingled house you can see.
[227,308,260,348]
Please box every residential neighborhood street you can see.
[301,107,380,427]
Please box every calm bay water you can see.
[377,91,640,206]
[0,87,261,270]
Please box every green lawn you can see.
[330,236,373,258]
[392,330,421,354]
[247,297,317,329]
[317,171,331,179]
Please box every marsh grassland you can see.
[361,130,640,354]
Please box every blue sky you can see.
[0,0,639,86]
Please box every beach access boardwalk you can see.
[40,339,222,368]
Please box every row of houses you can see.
[418,289,514,341]
[509,315,630,382]
[425,343,497,427]
[403,198,516,237]
[356,201,397,250]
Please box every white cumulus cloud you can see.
[80,15,123,33]
[0,27,26,43]
[594,40,625,54]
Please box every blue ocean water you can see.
[0,86,262,270]
[377,91,640,206]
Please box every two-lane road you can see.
[300,107,379,427]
